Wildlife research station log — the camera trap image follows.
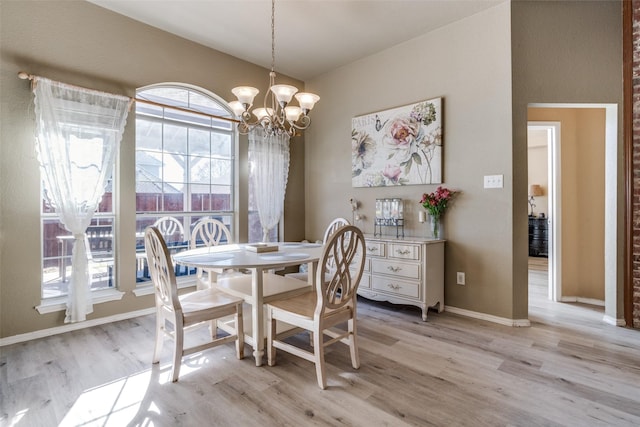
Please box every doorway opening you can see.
[527,103,620,325]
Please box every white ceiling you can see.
[88,0,503,81]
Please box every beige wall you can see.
[306,3,517,318]
[0,1,306,338]
[529,108,606,300]
[512,1,623,318]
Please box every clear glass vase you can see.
[430,215,442,239]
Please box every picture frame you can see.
[351,97,442,187]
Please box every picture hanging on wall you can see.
[351,97,442,187]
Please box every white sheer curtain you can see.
[248,128,290,242]
[33,77,131,323]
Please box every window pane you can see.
[163,124,187,155]
[136,119,162,151]
[141,87,189,108]
[42,217,115,298]
[190,92,224,113]
[189,128,210,156]
[137,150,163,182]
[191,184,211,212]
[162,152,186,183]
[136,188,162,212]
[190,156,211,184]
[211,185,231,211]
[211,158,231,185]
[212,133,231,157]
[162,185,184,211]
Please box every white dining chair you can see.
[321,217,351,243]
[190,218,234,289]
[153,216,185,244]
[145,226,244,382]
[266,225,366,389]
[286,217,350,282]
[152,216,187,275]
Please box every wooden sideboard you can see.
[528,217,548,257]
[357,235,444,321]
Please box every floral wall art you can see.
[351,97,442,187]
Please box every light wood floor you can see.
[2,266,639,427]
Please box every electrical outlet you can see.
[483,174,504,189]
[456,272,466,285]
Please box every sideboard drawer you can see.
[365,241,386,258]
[371,276,419,299]
[359,273,371,290]
[371,259,420,280]
[389,243,420,261]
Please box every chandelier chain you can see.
[271,0,276,72]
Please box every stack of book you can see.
[244,243,278,253]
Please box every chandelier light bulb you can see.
[253,107,273,120]
[231,86,259,106]
[295,92,320,112]
[270,84,298,105]
[228,100,246,117]
[284,106,302,122]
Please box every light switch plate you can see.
[484,174,504,189]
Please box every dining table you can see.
[172,242,324,366]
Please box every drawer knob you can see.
[387,266,401,273]
[387,283,401,290]
[396,249,410,255]
[367,246,378,252]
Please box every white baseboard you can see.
[445,305,531,327]
[559,296,605,307]
[0,307,156,347]
[602,315,626,326]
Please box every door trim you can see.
[528,122,561,301]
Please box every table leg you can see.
[307,260,318,289]
[251,267,265,366]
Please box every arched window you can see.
[134,84,237,283]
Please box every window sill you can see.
[133,278,196,297]
[36,288,125,314]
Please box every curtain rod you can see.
[18,71,239,124]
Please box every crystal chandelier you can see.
[228,0,320,137]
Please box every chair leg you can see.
[210,320,218,339]
[348,317,360,369]
[313,329,327,389]
[235,303,245,360]
[152,311,164,364]
[171,317,185,382]
[267,311,276,367]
